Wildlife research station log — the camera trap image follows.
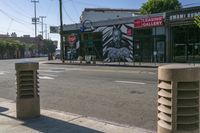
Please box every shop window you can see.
[134,28,152,36]
[152,27,165,35]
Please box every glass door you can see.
[156,40,165,62]
[174,43,187,62]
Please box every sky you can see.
[0,0,199,43]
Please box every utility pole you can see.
[31,0,39,38]
[45,24,47,39]
[31,0,39,56]
[59,0,65,63]
[39,16,46,39]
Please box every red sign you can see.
[134,16,163,28]
[67,34,76,45]
[127,28,132,36]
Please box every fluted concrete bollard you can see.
[157,64,199,133]
[15,62,40,119]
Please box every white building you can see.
[80,8,140,22]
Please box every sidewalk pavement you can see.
[43,60,162,68]
[0,98,155,133]
[43,60,200,68]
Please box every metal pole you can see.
[39,16,46,39]
[31,0,39,37]
[45,24,47,39]
[154,27,157,66]
[31,0,39,56]
[34,2,37,37]
[59,0,65,63]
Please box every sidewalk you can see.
[0,98,155,133]
[43,60,165,68]
[43,60,200,68]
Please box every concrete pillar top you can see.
[159,64,199,70]
[158,64,200,82]
[15,61,39,70]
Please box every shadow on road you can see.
[0,107,9,113]
[22,115,103,133]
[0,112,103,133]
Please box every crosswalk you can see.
[38,67,81,80]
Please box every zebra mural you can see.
[94,24,134,62]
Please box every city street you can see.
[0,58,158,131]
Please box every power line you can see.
[0,0,32,19]
[0,26,34,35]
[7,19,13,33]
[70,0,80,17]
[9,0,33,16]
[64,0,104,8]
[0,9,32,28]
[63,5,76,23]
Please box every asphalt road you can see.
[0,58,158,131]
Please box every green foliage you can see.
[140,0,181,14]
[43,39,57,54]
[0,39,23,59]
[0,40,6,58]
[195,16,200,28]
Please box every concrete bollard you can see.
[92,55,96,64]
[15,62,40,119]
[157,64,199,133]
[78,56,83,64]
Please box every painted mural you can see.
[95,24,133,62]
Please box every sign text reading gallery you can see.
[134,16,164,28]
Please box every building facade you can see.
[80,8,140,23]
[166,6,200,62]
[63,6,200,63]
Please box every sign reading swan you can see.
[134,16,163,28]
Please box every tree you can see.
[43,40,57,60]
[140,0,182,14]
[5,40,19,59]
[0,40,6,59]
[28,44,37,57]
[195,16,200,28]
[0,39,23,59]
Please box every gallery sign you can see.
[134,16,164,28]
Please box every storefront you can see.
[62,6,200,63]
[133,15,166,62]
[166,6,200,63]
[63,19,135,62]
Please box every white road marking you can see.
[39,70,63,73]
[39,74,58,77]
[39,76,54,80]
[115,80,146,85]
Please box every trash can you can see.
[15,62,40,119]
[157,64,199,133]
